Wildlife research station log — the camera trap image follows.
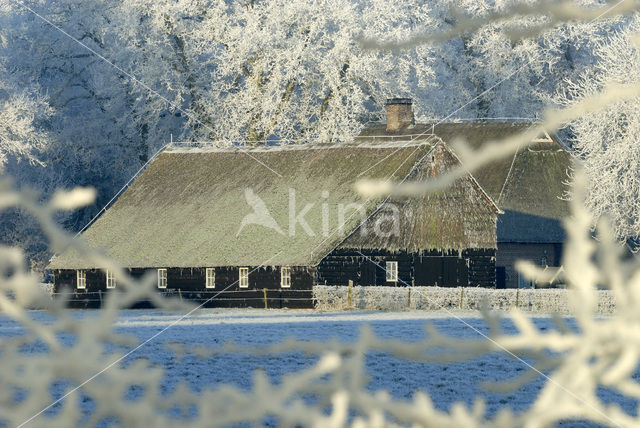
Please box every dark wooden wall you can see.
[464,249,496,288]
[53,266,315,309]
[318,250,413,286]
[317,248,496,288]
[496,242,563,288]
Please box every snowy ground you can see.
[3,309,634,425]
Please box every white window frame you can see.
[157,268,167,289]
[386,261,398,282]
[77,270,86,290]
[106,270,116,289]
[281,267,291,288]
[239,267,249,288]
[206,268,215,289]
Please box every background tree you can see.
[557,17,640,241]
[111,0,443,144]
[0,0,633,263]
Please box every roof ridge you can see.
[165,140,433,153]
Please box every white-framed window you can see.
[157,268,167,289]
[206,268,215,289]
[106,270,116,289]
[281,267,291,288]
[76,270,86,289]
[386,261,398,282]
[239,267,249,288]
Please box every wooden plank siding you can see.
[317,248,496,288]
[496,243,562,288]
[464,249,496,288]
[54,247,495,309]
[53,266,314,309]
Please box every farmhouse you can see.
[49,101,502,308]
[357,100,573,289]
[49,98,570,307]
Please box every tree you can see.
[428,0,624,121]
[0,4,51,171]
[110,0,444,144]
[557,17,640,241]
[0,89,50,170]
[0,0,632,261]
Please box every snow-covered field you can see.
[3,309,634,424]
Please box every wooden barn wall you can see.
[317,248,495,288]
[496,243,563,289]
[463,249,496,288]
[53,266,315,309]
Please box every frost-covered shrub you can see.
[38,282,53,296]
[314,286,616,314]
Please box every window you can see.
[106,270,116,289]
[386,261,398,282]
[76,270,86,289]
[157,268,167,289]
[206,268,215,289]
[281,267,291,288]
[239,267,249,288]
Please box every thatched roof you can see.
[357,122,573,243]
[49,121,569,271]
[340,143,499,251]
[50,140,498,270]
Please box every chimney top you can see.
[385,98,413,132]
[386,98,412,106]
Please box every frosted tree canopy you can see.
[1,0,639,257]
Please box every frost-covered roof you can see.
[340,143,498,251]
[49,122,569,270]
[357,122,573,243]
[49,139,501,270]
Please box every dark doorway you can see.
[414,256,468,287]
[442,258,468,287]
[496,266,506,289]
[361,261,377,286]
[414,257,442,286]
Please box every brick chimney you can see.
[385,98,413,132]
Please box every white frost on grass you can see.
[314,286,616,315]
[112,308,486,328]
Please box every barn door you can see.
[441,258,458,287]
[442,257,468,287]
[360,261,376,286]
[496,267,506,289]
[414,257,442,286]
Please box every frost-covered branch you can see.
[358,0,640,51]
[0,89,51,170]
[555,22,640,241]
